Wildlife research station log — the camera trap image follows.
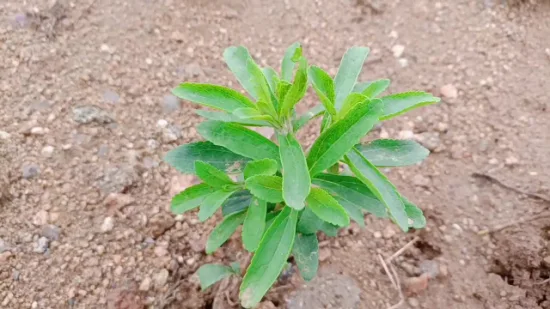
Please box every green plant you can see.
[165,44,439,308]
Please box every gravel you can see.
[73,105,114,124]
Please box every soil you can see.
[1,0,550,308]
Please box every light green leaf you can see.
[240,207,298,308]
[291,46,303,62]
[355,139,430,167]
[245,175,284,203]
[294,105,324,131]
[197,264,235,290]
[195,161,235,188]
[292,234,319,281]
[337,93,368,121]
[263,67,280,96]
[306,187,350,227]
[308,66,337,116]
[172,83,255,112]
[222,190,253,216]
[199,190,236,222]
[246,57,273,107]
[232,108,273,122]
[403,198,426,229]
[196,110,271,127]
[320,111,332,133]
[171,183,215,215]
[345,149,409,232]
[206,210,247,254]
[281,43,301,82]
[333,196,365,227]
[198,121,280,165]
[380,92,440,120]
[278,133,310,210]
[353,79,391,98]
[334,47,370,109]
[280,58,308,117]
[223,46,258,99]
[307,99,383,176]
[244,159,278,179]
[230,262,241,274]
[312,174,387,218]
[165,141,250,175]
[277,81,292,104]
[242,198,267,252]
[319,222,339,237]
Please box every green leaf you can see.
[230,262,241,274]
[206,210,247,254]
[380,92,440,120]
[307,99,383,176]
[242,198,267,252]
[294,105,324,131]
[245,175,284,203]
[195,161,235,188]
[355,139,430,167]
[353,79,391,98]
[297,207,322,235]
[198,121,280,165]
[199,190,236,222]
[222,190,253,216]
[172,83,255,112]
[223,46,259,99]
[334,47,370,110]
[320,112,332,133]
[278,133,310,210]
[312,174,387,218]
[165,141,250,175]
[197,264,235,290]
[319,222,339,237]
[246,57,274,107]
[333,196,365,227]
[292,234,319,281]
[291,46,303,62]
[263,67,280,96]
[280,58,308,117]
[403,198,426,229]
[308,66,337,116]
[195,110,271,127]
[244,159,278,179]
[232,108,274,122]
[240,207,298,308]
[337,93,368,121]
[277,81,292,104]
[306,187,349,227]
[171,183,215,215]
[281,43,301,82]
[345,149,409,232]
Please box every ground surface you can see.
[1,0,550,308]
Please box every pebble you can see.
[0,238,7,253]
[543,256,550,267]
[185,257,195,266]
[34,237,50,253]
[414,132,441,151]
[33,210,49,226]
[73,105,114,124]
[104,193,135,212]
[101,217,115,233]
[30,127,46,135]
[148,213,175,238]
[156,119,168,128]
[139,277,152,291]
[41,146,54,157]
[0,252,12,263]
[404,273,429,295]
[373,231,382,238]
[398,58,408,68]
[162,95,181,113]
[488,158,499,165]
[398,130,414,139]
[103,90,120,104]
[97,165,138,194]
[412,174,430,187]
[382,226,396,239]
[505,156,519,165]
[40,225,61,241]
[154,245,169,257]
[319,248,332,262]
[22,164,40,179]
[440,84,458,99]
[408,297,420,307]
[162,124,181,143]
[419,260,440,279]
[154,269,169,288]
[392,44,405,58]
[0,131,10,140]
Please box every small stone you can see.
[154,245,169,257]
[22,164,40,179]
[103,90,120,104]
[41,146,54,157]
[389,30,398,38]
[440,84,458,99]
[373,231,382,238]
[505,156,519,165]
[414,132,441,151]
[412,174,430,187]
[419,260,440,279]
[34,237,50,253]
[156,119,168,128]
[0,251,12,263]
[73,105,114,124]
[0,131,10,140]
[31,127,46,135]
[408,297,420,307]
[139,277,152,291]
[382,226,396,239]
[145,58,153,65]
[100,44,110,53]
[162,124,181,143]
[96,165,138,194]
[404,273,429,295]
[0,238,7,253]
[488,158,499,165]
[162,95,181,114]
[148,213,175,238]
[104,193,135,213]
[319,248,332,262]
[40,225,61,241]
[33,210,49,226]
[398,130,414,139]
[543,256,550,267]
[154,269,169,288]
[398,58,408,68]
[392,44,405,58]
[101,217,115,233]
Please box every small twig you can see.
[378,254,398,289]
[386,237,419,263]
[472,172,550,204]
[535,278,550,285]
[388,263,405,309]
[478,212,550,235]
[225,290,238,307]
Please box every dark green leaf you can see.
[244,159,278,179]
[197,264,235,290]
[355,139,429,167]
[195,161,235,188]
[198,121,280,165]
[230,262,241,274]
[281,43,301,82]
[308,66,336,116]
[345,149,409,232]
[165,141,250,175]
[333,196,365,227]
[171,183,215,215]
[403,198,426,229]
[280,58,308,117]
[206,210,247,254]
[242,198,267,252]
[334,47,370,109]
[240,207,298,308]
[353,79,390,98]
[195,110,271,127]
[278,133,310,210]
[172,83,255,112]
[337,93,368,121]
[297,207,322,235]
[223,46,258,99]
[245,175,284,203]
[307,99,383,176]
[222,190,253,216]
[199,190,236,222]
[380,92,440,120]
[306,187,349,227]
[292,234,319,281]
[319,222,339,237]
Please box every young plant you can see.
[165,44,439,308]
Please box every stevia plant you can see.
[165,44,439,308]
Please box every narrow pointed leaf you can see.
[240,207,298,308]
[245,175,284,203]
[292,234,319,281]
[306,187,349,227]
[355,139,429,167]
[197,264,235,290]
[280,58,308,117]
[307,99,383,176]
[337,93,368,121]
[333,196,365,227]
[277,81,292,105]
[334,47,370,109]
[172,83,255,112]
[242,198,267,252]
[403,198,426,229]
[353,79,391,98]
[246,58,273,106]
[294,105,325,131]
[165,141,250,175]
[195,110,271,127]
[320,112,332,133]
[281,43,301,82]
[380,92,440,120]
[171,183,215,215]
[278,133,310,210]
[198,121,280,165]
[345,149,409,232]
[195,161,235,188]
[223,46,258,99]
[222,190,253,216]
[244,159,278,179]
[308,66,337,116]
[199,190,236,222]
[263,67,280,95]
[206,210,247,254]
